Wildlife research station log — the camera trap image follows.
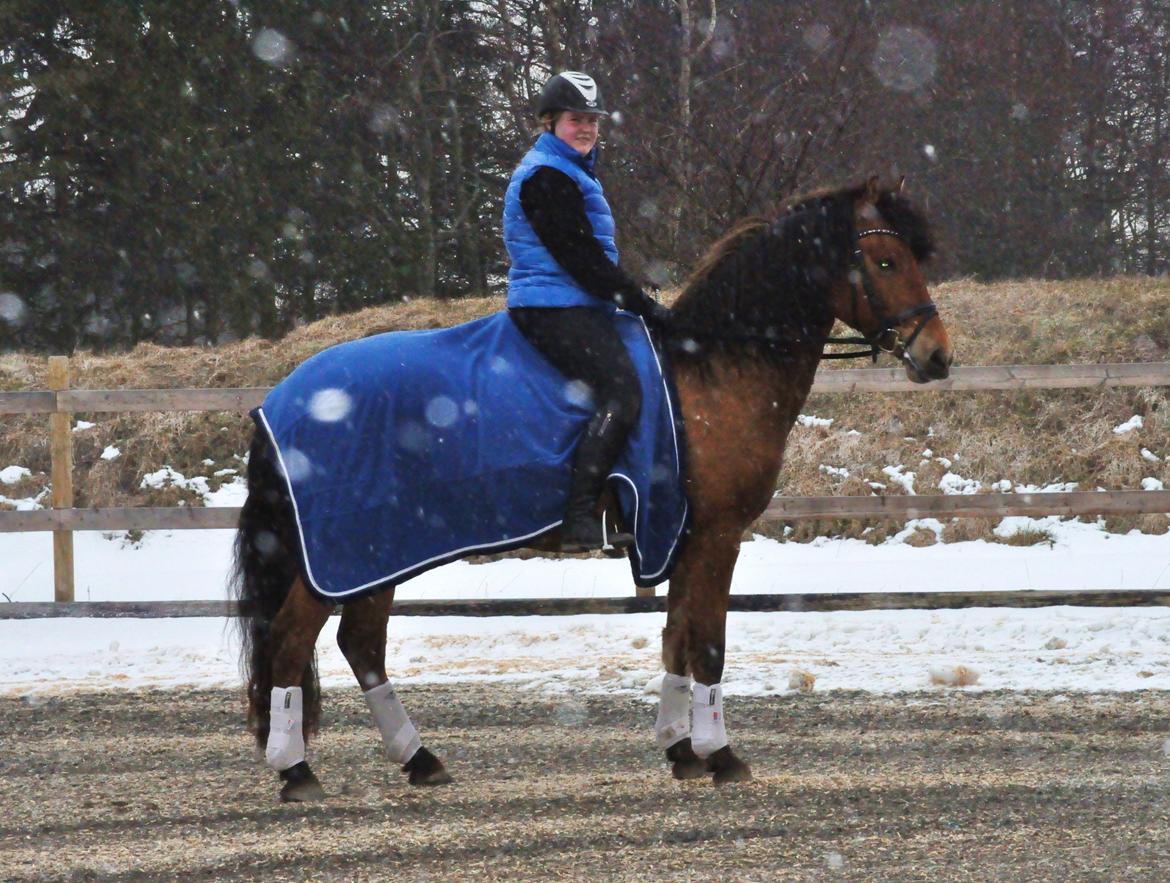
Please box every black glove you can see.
[642,298,672,331]
[613,285,672,330]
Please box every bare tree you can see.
[668,0,717,248]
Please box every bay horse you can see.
[234,178,953,800]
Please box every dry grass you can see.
[777,277,1170,540]
[0,295,504,510]
[3,279,1170,541]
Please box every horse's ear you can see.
[864,175,881,204]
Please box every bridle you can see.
[821,227,939,362]
[660,217,939,366]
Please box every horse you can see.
[233,177,953,801]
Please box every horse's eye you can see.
[876,258,896,272]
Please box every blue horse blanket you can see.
[254,310,689,601]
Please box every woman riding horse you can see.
[234,176,953,800]
[506,71,671,553]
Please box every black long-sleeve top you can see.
[518,166,659,316]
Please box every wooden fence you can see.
[3,358,1170,616]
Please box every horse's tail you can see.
[232,428,321,749]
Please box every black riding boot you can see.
[560,405,635,553]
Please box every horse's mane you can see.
[667,182,934,365]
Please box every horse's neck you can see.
[673,345,823,523]
[674,337,825,432]
[733,348,823,434]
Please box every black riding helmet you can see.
[537,71,609,117]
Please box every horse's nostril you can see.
[928,349,951,376]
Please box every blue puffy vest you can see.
[504,132,619,310]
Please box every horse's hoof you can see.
[672,758,708,780]
[707,746,752,785]
[403,746,453,787]
[666,739,708,780]
[278,761,326,802]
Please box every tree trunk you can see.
[669,0,716,257]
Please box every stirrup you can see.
[560,514,634,555]
[601,517,634,558]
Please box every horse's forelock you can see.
[782,183,935,264]
[874,191,935,262]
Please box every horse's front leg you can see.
[677,528,752,784]
[267,577,332,802]
[658,583,706,779]
[337,589,452,787]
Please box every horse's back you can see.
[255,310,686,600]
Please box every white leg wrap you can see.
[265,686,305,771]
[655,673,692,749]
[691,681,728,759]
[364,681,421,765]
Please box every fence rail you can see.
[3,358,1169,608]
[3,489,1170,534]
[3,589,1169,620]
[4,362,1170,416]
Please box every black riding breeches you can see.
[509,306,642,496]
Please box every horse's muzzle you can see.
[902,345,952,384]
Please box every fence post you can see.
[48,356,74,603]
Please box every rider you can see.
[505,70,670,553]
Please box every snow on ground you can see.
[5,509,1170,605]
[4,604,1170,699]
[3,512,1170,697]
[3,475,1170,698]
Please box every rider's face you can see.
[553,112,602,156]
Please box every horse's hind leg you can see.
[267,577,332,802]
[337,590,452,787]
[659,584,706,780]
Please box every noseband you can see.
[822,227,939,362]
